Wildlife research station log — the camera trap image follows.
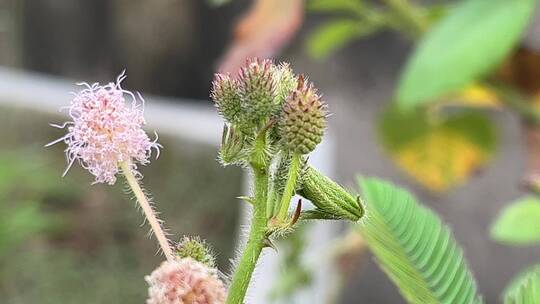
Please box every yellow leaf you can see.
[393,129,486,192]
[531,93,540,109]
[217,0,304,73]
[438,83,501,109]
[378,108,496,192]
[457,84,501,108]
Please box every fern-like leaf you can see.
[504,265,540,304]
[357,177,482,304]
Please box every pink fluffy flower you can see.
[47,71,160,184]
[146,258,227,304]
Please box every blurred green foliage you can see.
[307,0,538,192]
[491,196,540,245]
[307,18,381,59]
[207,0,232,7]
[1,250,147,304]
[269,224,312,302]
[0,150,74,256]
[490,195,540,301]
[504,265,540,304]
[306,0,449,60]
[397,0,537,107]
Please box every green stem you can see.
[495,86,540,125]
[276,153,301,221]
[266,174,278,219]
[382,0,428,38]
[226,168,268,304]
[120,161,173,261]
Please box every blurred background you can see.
[1,0,540,303]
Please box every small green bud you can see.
[279,76,327,155]
[238,58,277,126]
[175,236,216,268]
[211,73,242,124]
[218,124,247,166]
[299,166,364,221]
[272,63,298,108]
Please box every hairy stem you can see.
[276,153,301,221]
[226,167,268,304]
[120,161,174,261]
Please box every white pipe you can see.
[0,67,222,145]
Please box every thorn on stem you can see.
[263,238,277,252]
[290,199,302,226]
[356,196,363,208]
[257,118,276,139]
[221,124,228,146]
[237,196,255,205]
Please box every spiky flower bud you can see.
[238,58,277,126]
[211,74,242,124]
[279,76,327,155]
[146,258,226,304]
[176,236,216,268]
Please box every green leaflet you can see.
[504,265,540,304]
[490,196,540,245]
[307,19,380,59]
[206,0,232,7]
[396,0,537,107]
[307,0,365,15]
[357,177,482,304]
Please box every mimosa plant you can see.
[47,59,365,303]
[210,58,364,303]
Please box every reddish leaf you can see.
[217,0,304,73]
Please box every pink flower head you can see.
[146,258,227,304]
[47,71,160,185]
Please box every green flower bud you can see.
[218,124,247,166]
[279,76,327,155]
[238,58,277,126]
[175,236,216,268]
[299,166,364,221]
[211,73,241,124]
[272,63,298,108]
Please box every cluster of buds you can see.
[212,58,331,228]
[175,236,216,268]
[211,58,327,167]
[211,60,363,304]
